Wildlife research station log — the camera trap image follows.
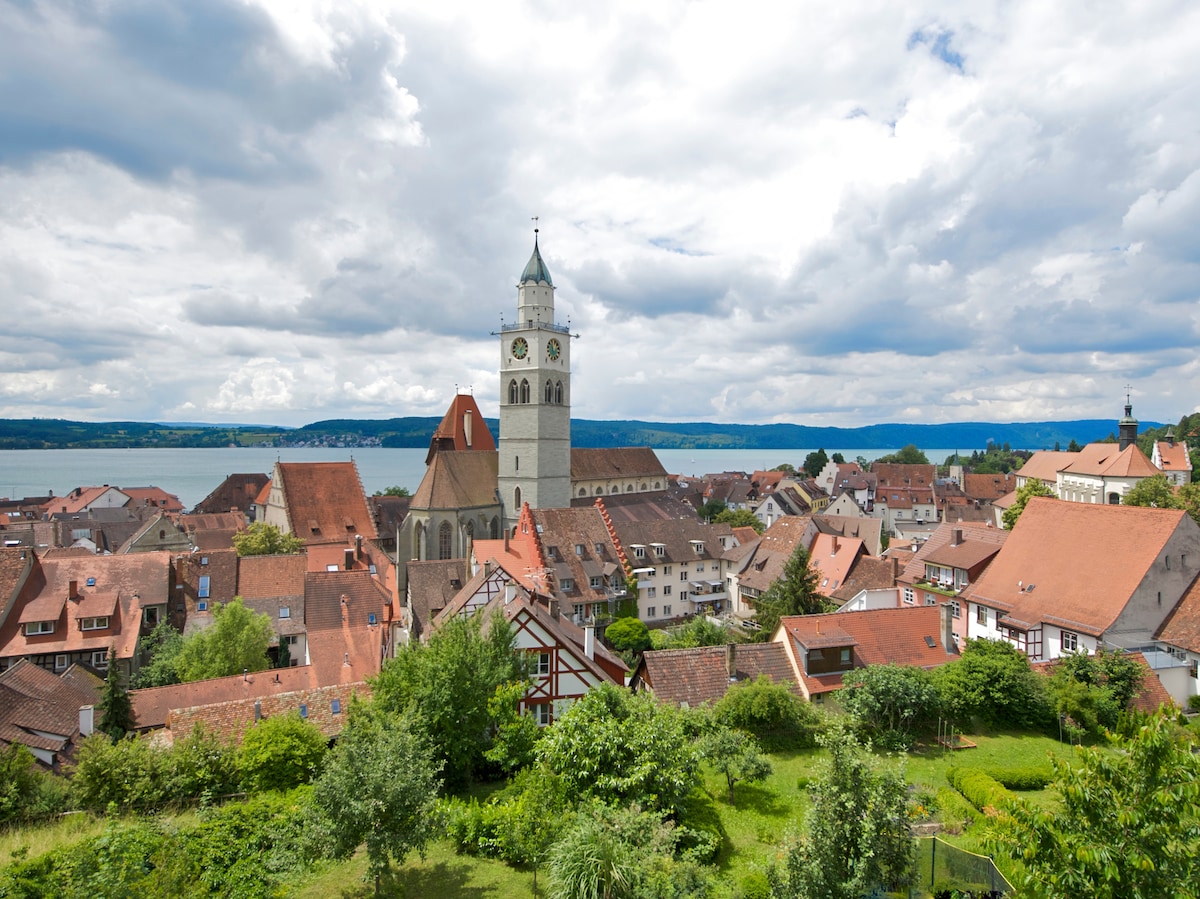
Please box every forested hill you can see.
[0,417,1154,451]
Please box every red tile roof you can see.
[1156,573,1200,653]
[0,660,102,756]
[635,643,799,707]
[275,462,377,544]
[425,393,496,463]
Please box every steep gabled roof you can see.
[275,462,377,544]
[1059,442,1159,478]
[967,497,1190,635]
[962,472,1018,502]
[570,447,667,483]
[1155,572,1200,653]
[809,533,864,596]
[425,393,496,463]
[410,451,499,511]
[193,473,271,515]
[735,515,812,593]
[0,659,102,755]
[1153,440,1191,475]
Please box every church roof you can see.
[410,451,499,511]
[520,235,553,286]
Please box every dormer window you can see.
[575,544,584,556]
[24,621,55,636]
[80,616,109,631]
[632,545,646,559]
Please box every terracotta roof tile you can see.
[275,462,377,543]
[1156,572,1200,652]
[193,473,271,515]
[0,659,103,754]
[636,643,799,707]
[570,447,668,482]
[410,451,499,511]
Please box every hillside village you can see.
[2,238,1200,894]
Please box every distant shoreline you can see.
[0,416,1155,452]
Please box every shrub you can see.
[1188,694,1200,713]
[714,674,824,750]
[983,765,1053,791]
[238,713,328,793]
[946,767,1015,814]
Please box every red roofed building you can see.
[773,605,959,701]
[897,522,1008,635]
[262,461,377,547]
[1152,430,1193,487]
[631,642,801,707]
[965,497,1200,661]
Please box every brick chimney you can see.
[940,602,955,653]
[726,643,737,680]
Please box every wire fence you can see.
[905,836,1012,897]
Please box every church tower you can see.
[498,228,572,530]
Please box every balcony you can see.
[499,321,571,335]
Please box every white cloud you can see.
[0,0,1198,430]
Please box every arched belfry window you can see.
[438,522,452,560]
[555,381,563,404]
[508,379,518,404]
[520,379,530,403]
[514,486,522,510]
[545,380,554,403]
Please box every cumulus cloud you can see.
[1,0,1199,428]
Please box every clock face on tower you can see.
[511,337,528,359]
[546,338,562,361]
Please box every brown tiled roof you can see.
[967,498,1191,635]
[237,553,307,599]
[1016,451,1078,483]
[0,546,35,624]
[828,556,900,603]
[572,491,698,522]
[531,507,624,604]
[730,526,760,545]
[872,463,936,488]
[736,515,812,593]
[962,473,1018,501]
[425,393,496,463]
[193,473,271,515]
[0,659,102,754]
[369,495,411,538]
[276,462,377,543]
[779,606,958,695]
[122,487,185,514]
[410,451,499,511]
[900,521,1007,585]
[636,643,799,707]
[1058,443,1159,478]
[1154,441,1191,474]
[406,558,471,636]
[612,519,734,568]
[1126,652,1177,713]
[814,514,883,558]
[303,570,389,683]
[52,486,129,516]
[570,447,668,482]
[809,533,864,596]
[1155,572,1200,652]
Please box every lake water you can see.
[0,446,957,511]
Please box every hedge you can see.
[946,766,1016,814]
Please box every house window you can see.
[533,704,552,726]
[1061,630,1078,652]
[647,606,656,618]
[647,587,656,598]
[663,565,672,575]
[903,587,914,605]
[561,578,575,591]
[663,585,671,596]
[654,545,665,557]
[590,576,602,589]
[573,603,585,620]
[300,703,308,719]
[81,616,109,631]
[54,654,68,670]
[520,379,530,403]
[198,601,208,612]
[950,601,961,619]
[680,571,688,581]
[634,546,645,559]
[537,652,551,675]
[576,544,585,556]
[143,606,159,626]
[925,596,938,606]
[663,605,672,616]
[331,699,342,715]
[198,576,210,599]
[91,650,109,670]
[279,607,290,619]
[840,648,851,664]
[24,621,55,636]
[976,605,987,626]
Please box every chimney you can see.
[505,581,517,604]
[952,528,963,546]
[832,536,840,555]
[584,624,595,660]
[549,597,560,619]
[79,705,95,737]
[356,534,363,559]
[68,579,78,599]
[726,643,736,680]
[344,548,354,570]
[940,602,955,653]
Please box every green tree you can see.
[699,723,772,806]
[0,743,41,826]
[1002,478,1054,529]
[770,727,915,899]
[483,681,543,774]
[714,508,765,533]
[934,638,1051,729]
[663,615,730,648]
[97,655,133,741]
[873,444,930,465]
[175,598,274,682]
[1123,473,1179,510]
[801,449,828,478]
[371,611,529,788]
[753,543,824,636]
[238,713,328,792]
[1048,649,1145,736]
[840,663,939,749]
[132,619,185,688]
[1067,438,1083,452]
[232,521,305,556]
[698,498,728,521]
[605,617,652,655]
[831,452,845,464]
[373,485,411,496]
[714,674,823,750]
[537,684,699,817]
[992,714,1200,898]
[771,463,797,474]
[311,707,442,896]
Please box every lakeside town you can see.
[3,240,1199,897]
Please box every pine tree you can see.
[97,651,133,742]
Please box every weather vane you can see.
[532,215,539,234]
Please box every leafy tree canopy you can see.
[714,508,765,533]
[698,721,772,806]
[771,463,796,474]
[801,449,828,479]
[97,654,133,741]
[371,611,528,788]
[311,705,442,893]
[604,617,652,655]
[238,713,328,793]
[714,674,824,750]
[175,598,273,682]
[1124,473,1200,526]
[934,638,1051,729]
[373,485,411,496]
[132,619,185,688]
[537,684,699,817]
[232,521,305,557]
[872,444,930,465]
[753,543,825,636]
[1003,478,1055,529]
[840,663,939,749]
[992,713,1200,899]
[770,727,915,899]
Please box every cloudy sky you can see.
[2,0,1198,429]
